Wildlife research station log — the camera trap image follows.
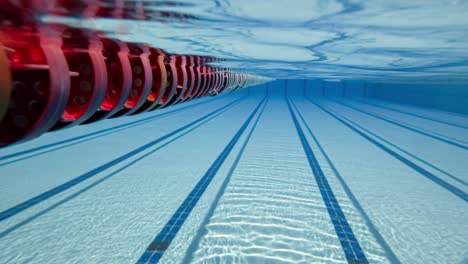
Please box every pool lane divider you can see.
[0,97,246,223]
[332,99,468,150]
[309,99,468,202]
[354,98,468,130]
[286,98,369,264]
[0,96,245,239]
[290,98,401,264]
[0,95,231,165]
[137,98,267,264]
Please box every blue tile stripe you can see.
[0,97,245,223]
[333,99,468,150]
[290,99,401,263]
[0,95,229,164]
[309,99,468,202]
[0,97,242,239]
[181,98,268,263]
[286,98,368,264]
[312,100,467,187]
[137,98,267,264]
[355,98,468,130]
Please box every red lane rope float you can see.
[188,56,201,101]
[52,26,107,130]
[0,43,11,124]
[0,26,70,145]
[83,37,132,123]
[111,43,152,117]
[0,3,272,145]
[193,57,207,99]
[167,55,188,105]
[158,54,178,108]
[179,55,194,103]
[130,46,167,114]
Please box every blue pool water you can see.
[2,1,468,263]
[0,84,467,263]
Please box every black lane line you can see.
[0,95,232,164]
[331,99,468,150]
[308,98,468,202]
[0,97,245,223]
[311,100,467,187]
[181,98,268,264]
[355,98,468,130]
[338,99,468,146]
[290,98,401,264]
[137,98,266,264]
[287,97,368,264]
[0,97,242,239]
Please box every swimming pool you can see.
[1,1,468,263]
[0,81,467,263]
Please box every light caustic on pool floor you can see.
[187,98,388,264]
[0,93,467,264]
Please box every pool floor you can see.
[0,89,467,263]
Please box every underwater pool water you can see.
[80,0,468,82]
[1,1,468,264]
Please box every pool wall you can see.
[248,79,468,114]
